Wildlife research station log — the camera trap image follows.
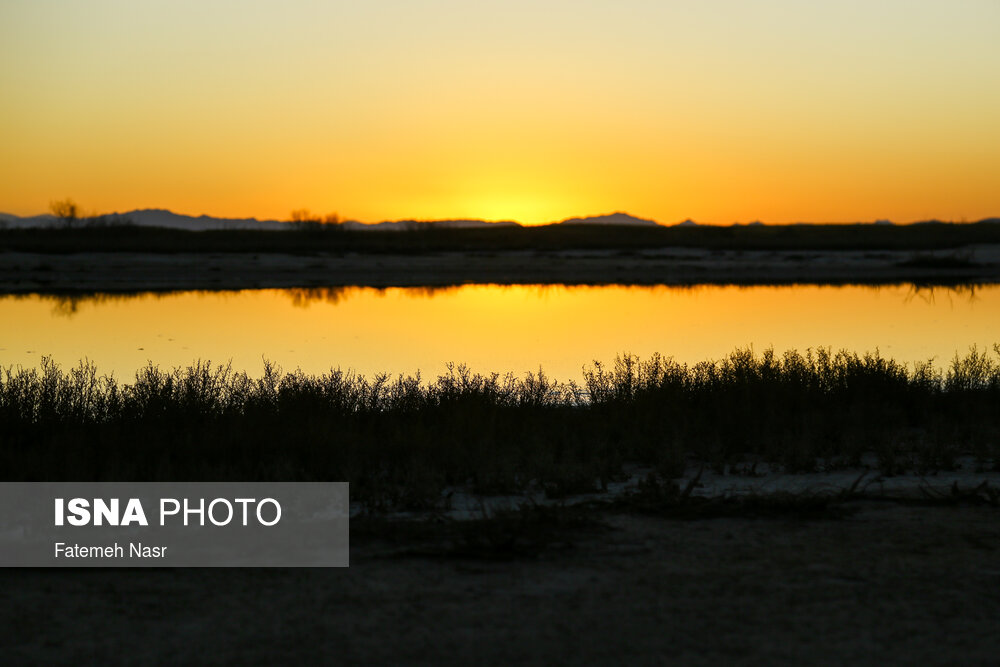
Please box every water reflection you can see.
[903,283,982,306]
[285,285,463,308]
[2,283,998,381]
[25,290,186,317]
[10,282,989,319]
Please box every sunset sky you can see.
[2,1,998,224]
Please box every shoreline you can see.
[3,246,1000,292]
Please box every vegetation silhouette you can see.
[288,209,343,232]
[2,347,998,510]
[49,198,79,228]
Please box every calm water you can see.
[1,284,997,381]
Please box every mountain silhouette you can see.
[557,212,660,227]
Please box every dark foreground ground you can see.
[3,245,1000,292]
[4,220,1000,291]
[4,503,998,666]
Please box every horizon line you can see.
[2,207,998,228]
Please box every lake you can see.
[2,283,997,382]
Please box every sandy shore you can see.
[4,502,999,665]
[3,245,1000,292]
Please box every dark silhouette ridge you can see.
[6,207,1000,233]
[4,219,1000,255]
[557,212,659,227]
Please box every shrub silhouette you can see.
[3,347,999,510]
[289,209,342,231]
[49,198,80,228]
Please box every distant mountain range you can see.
[557,212,659,227]
[0,209,668,231]
[2,209,998,231]
[0,209,286,231]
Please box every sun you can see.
[453,192,581,226]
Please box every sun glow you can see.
[452,195,574,225]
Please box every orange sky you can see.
[2,1,999,224]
